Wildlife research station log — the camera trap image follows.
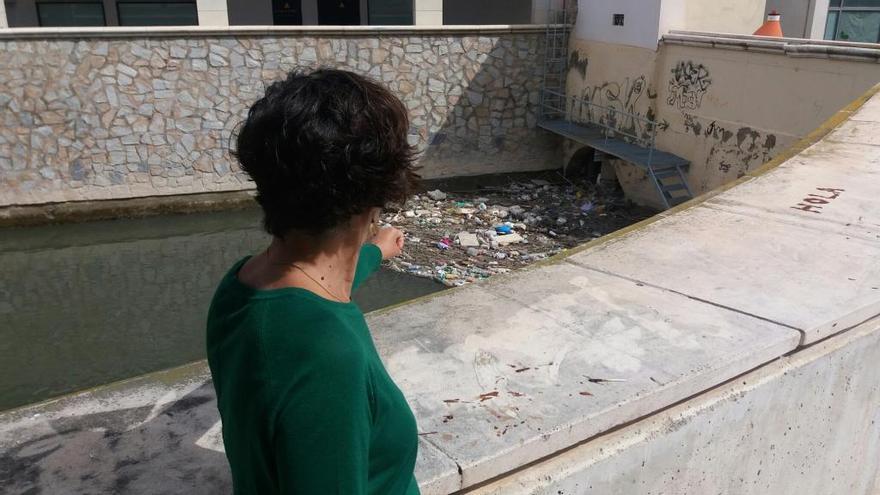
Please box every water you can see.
[0,209,445,411]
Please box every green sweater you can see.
[206,244,420,495]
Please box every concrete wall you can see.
[197,0,229,26]
[575,0,662,50]
[679,0,765,35]
[659,40,880,195]
[0,26,557,206]
[575,0,767,50]
[473,318,880,495]
[415,0,442,26]
[565,36,880,208]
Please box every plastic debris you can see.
[381,174,650,287]
[495,232,524,246]
[457,232,480,248]
[508,205,525,218]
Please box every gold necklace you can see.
[288,263,349,303]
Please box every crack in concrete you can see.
[563,259,807,345]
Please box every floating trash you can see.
[382,173,651,287]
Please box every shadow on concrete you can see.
[0,381,230,494]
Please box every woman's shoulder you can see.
[260,299,369,366]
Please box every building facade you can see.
[1,0,557,27]
[766,0,880,43]
[574,0,767,51]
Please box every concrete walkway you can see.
[2,85,879,494]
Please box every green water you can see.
[0,209,445,411]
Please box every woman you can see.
[206,69,421,494]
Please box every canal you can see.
[0,208,445,411]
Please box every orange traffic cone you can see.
[754,10,783,37]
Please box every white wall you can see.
[196,0,229,26]
[684,0,765,34]
[659,0,686,38]
[576,0,663,50]
[576,0,766,51]
[809,0,830,39]
[415,0,443,25]
[660,0,766,35]
[0,0,7,28]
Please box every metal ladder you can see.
[649,165,693,208]
[540,1,575,122]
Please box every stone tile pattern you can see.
[0,33,555,206]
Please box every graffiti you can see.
[568,50,589,79]
[646,107,670,131]
[705,120,734,143]
[679,113,779,189]
[708,124,777,176]
[667,61,712,110]
[791,187,845,214]
[572,75,667,141]
[683,113,702,136]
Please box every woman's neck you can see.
[255,230,364,302]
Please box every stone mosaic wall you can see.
[0,29,558,206]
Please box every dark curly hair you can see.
[233,69,419,237]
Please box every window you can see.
[825,0,880,43]
[37,2,106,27]
[368,0,413,25]
[317,0,359,25]
[613,14,624,26]
[117,1,198,26]
[272,0,303,25]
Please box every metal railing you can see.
[535,0,687,210]
[541,88,660,166]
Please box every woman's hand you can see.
[371,226,405,260]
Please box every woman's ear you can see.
[369,207,381,237]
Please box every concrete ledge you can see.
[0,24,560,40]
[0,191,257,229]
[470,316,880,494]
[669,30,880,49]
[662,31,880,62]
